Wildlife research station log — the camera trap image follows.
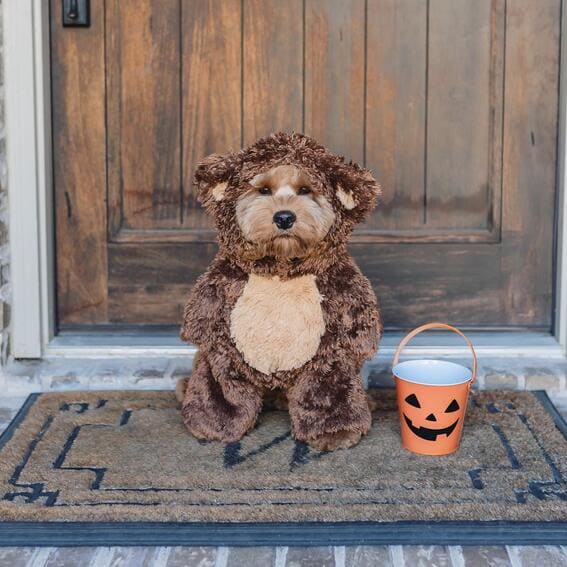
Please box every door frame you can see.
[4,0,567,359]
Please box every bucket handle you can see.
[392,322,477,385]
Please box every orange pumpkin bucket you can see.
[392,322,477,456]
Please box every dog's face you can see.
[193,132,380,267]
[235,165,335,259]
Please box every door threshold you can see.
[44,331,565,359]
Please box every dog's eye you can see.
[258,187,272,195]
[298,186,311,195]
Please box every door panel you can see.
[51,0,560,330]
[182,0,241,229]
[51,0,107,324]
[243,0,304,144]
[365,0,427,231]
[107,0,182,231]
[304,0,366,164]
[426,0,499,230]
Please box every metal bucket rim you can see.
[393,359,472,386]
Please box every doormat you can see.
[0,389,566,546]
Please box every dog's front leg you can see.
[181,350,263,443]
[287,358,372,451]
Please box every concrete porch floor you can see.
[0,358,566,565]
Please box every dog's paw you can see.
[308,430,362,451]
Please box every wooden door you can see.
[51,0,561,331]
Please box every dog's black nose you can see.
[273,210,296,230]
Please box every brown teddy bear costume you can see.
[179,132,382,451]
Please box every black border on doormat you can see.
[0,390,565,547]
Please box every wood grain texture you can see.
[242,0,303,144]
[107,243,216,323]
[110,227,497,244]
[500,0,560,327]
[365,0,427,231]
[426,0,497,229]
[351,242,509,328]
[304,0,365,164]
[51,0,560,329]
[102,238,546,328]
[51,0,108,324]
[106,0,182,231]
[181,0,242,229]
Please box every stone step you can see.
[1,356,566,395]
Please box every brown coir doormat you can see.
[0,389,566,546]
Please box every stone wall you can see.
[0,0,10,366]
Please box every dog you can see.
[178,132,382,451]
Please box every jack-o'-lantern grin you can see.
[402,414,459,441]
[402,393,461,442]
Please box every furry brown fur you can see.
[180,132,382,450]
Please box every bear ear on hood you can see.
[194,151,241,213]
[328,160,381,222]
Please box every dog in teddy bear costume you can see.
[177,132,382,451]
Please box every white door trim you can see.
[4,0,54,358]
[4,0,567,359]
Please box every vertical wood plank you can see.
[181,0,242,229]
[365,0,427,230]
[501,0,560,326]
[304,0,365,164]
[242,0,303,145]
[106,0,181,230]
[51,0,108,324]
[426,0,494,229]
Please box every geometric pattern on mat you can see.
[0,390,566,524]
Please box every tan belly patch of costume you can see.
[230,273,325,375]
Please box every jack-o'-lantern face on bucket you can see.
[402,393,460,441]
[395,378,470,455]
